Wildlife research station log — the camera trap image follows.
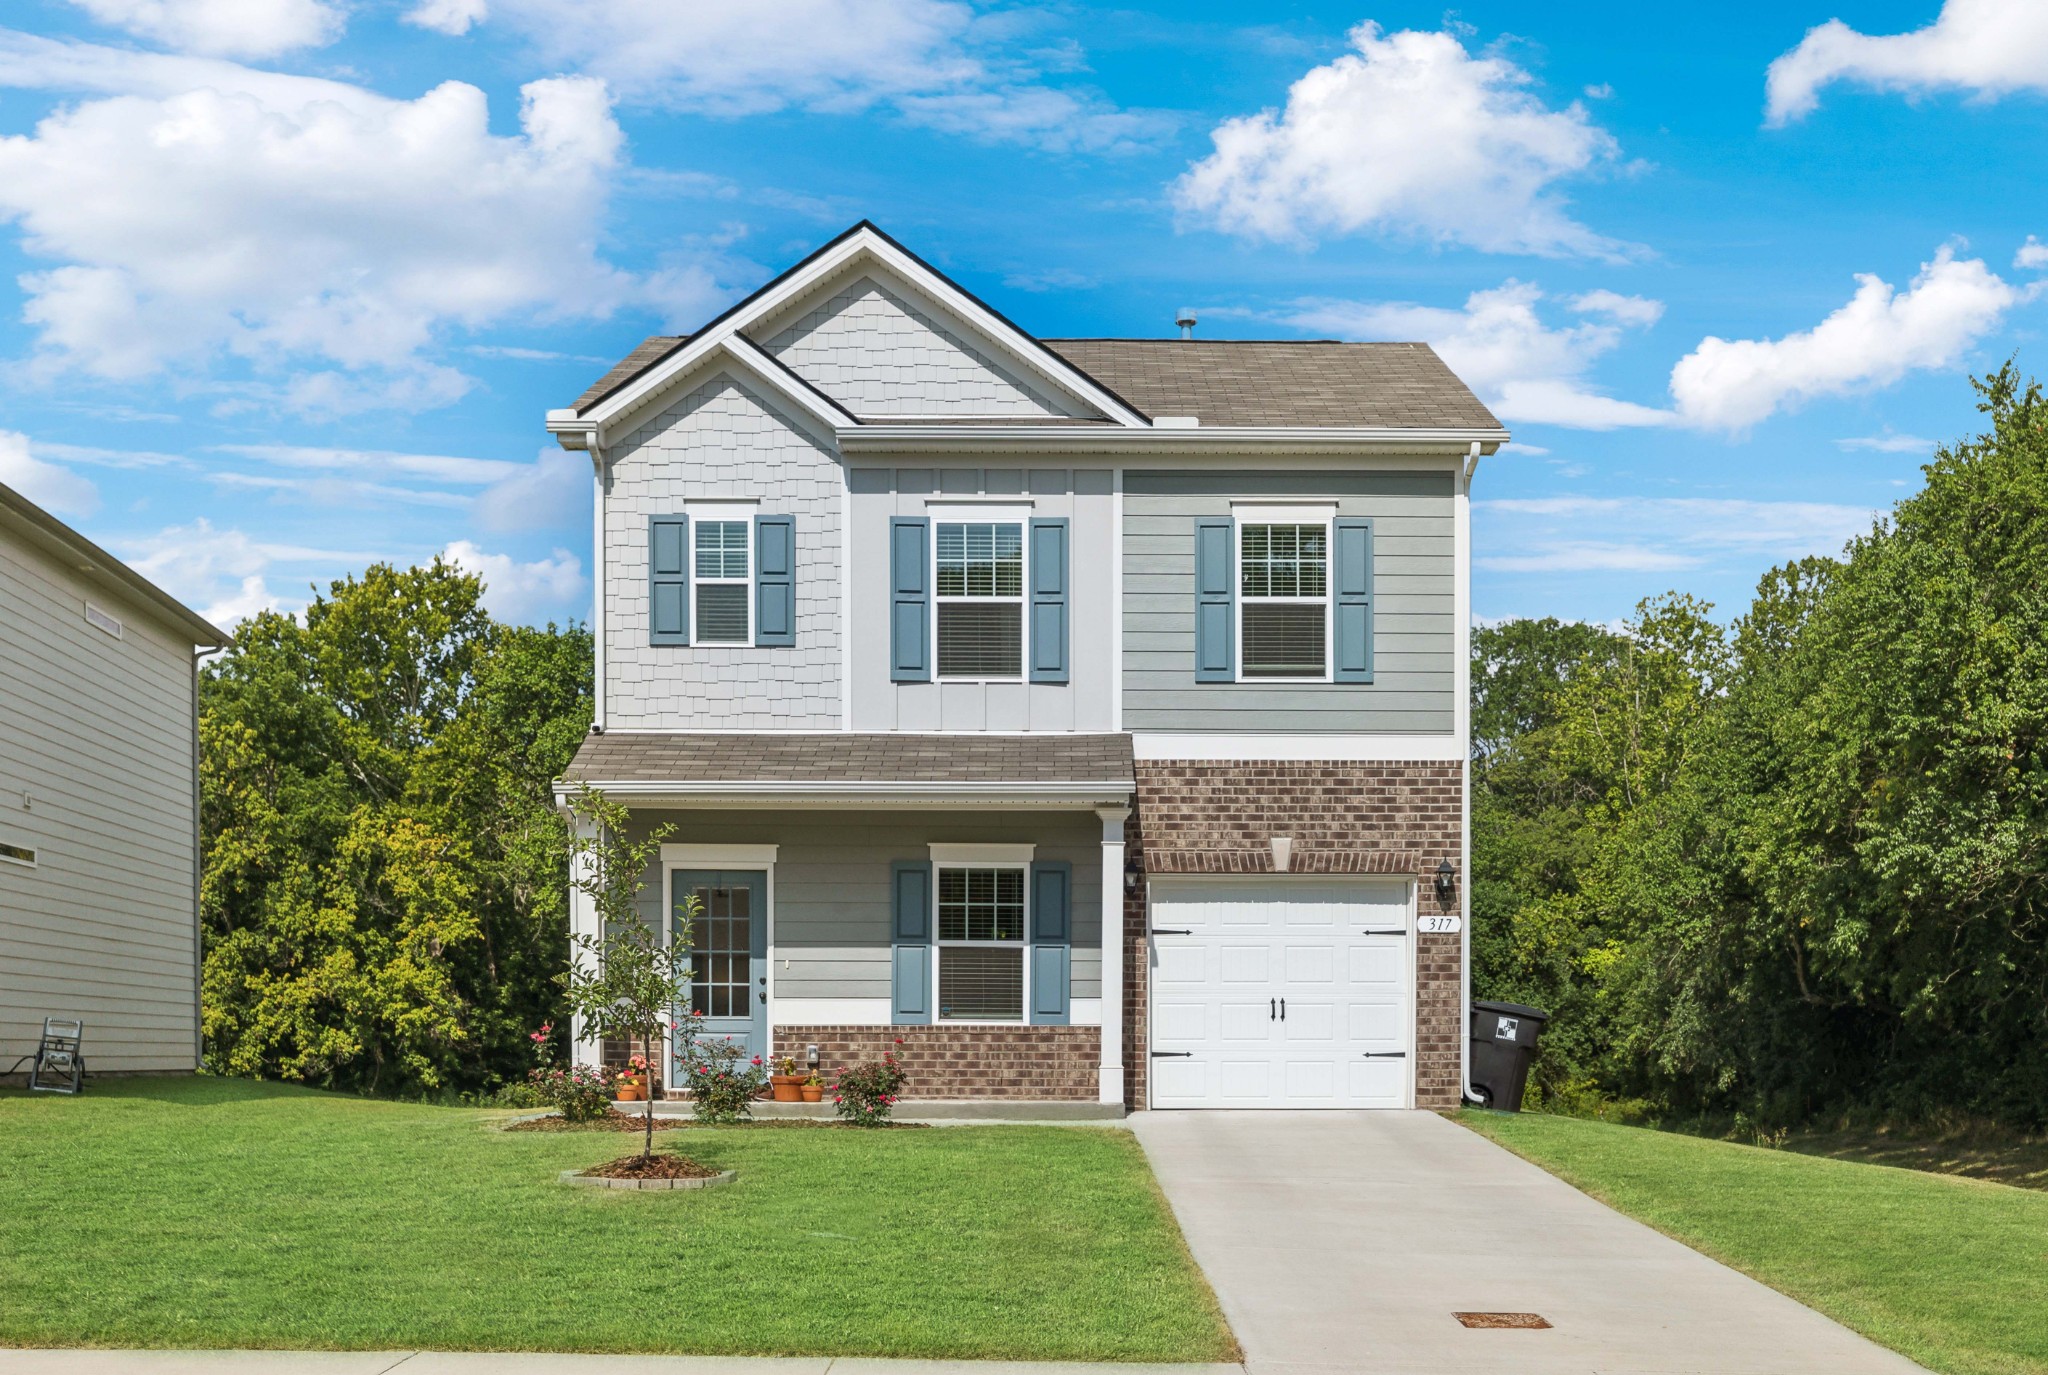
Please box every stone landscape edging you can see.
[558,1168,738,1192]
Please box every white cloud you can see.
[1766,0,2048,125]
[1668,246,2024,431]
[405,0,486,36]
[0,34,636,411]
[215,444,523,485]
[442,539,586,623]
[453,0,1166,153]
[1173,23,1633,257]
[1836,432,1937,453]
[0,430,100,516]
[1478,496,1880,574]
[1287,281,1672,429]
[475,448,590,532]
[65,0,344,58]
[2016,235,2048,269]
[122,517,382,625]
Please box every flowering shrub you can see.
[681,1035,770,1124]
[529,1021,557,1070]
[529,1064,615,1123]
[834,1053,907,1127]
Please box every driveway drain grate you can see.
[1454,1312,1552,1329]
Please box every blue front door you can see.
[672,869,768,1078]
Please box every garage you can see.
[1147,878,1414,1109]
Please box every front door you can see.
[672,870,769,1079]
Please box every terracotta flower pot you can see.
[616,1082,644,1102]
[770,1073,805,1103]
[800,1084,824,1103]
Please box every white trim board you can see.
[1130,733,1466,762]
[661,844,781,866]
[772,998,893,1026]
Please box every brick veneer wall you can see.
[774,1025,1100,1100]
[1124,759,1466,1111]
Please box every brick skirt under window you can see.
[774,1025,1100,1100]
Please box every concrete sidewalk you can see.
[1129,1110,1926,1375]
[0,1357,1239,1375]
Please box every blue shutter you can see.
[1030,860,1072,1025]
[649,514,689,646]
[1333,517,1374,684]
[754,514,795,647]
[889,517,930,683]
[1028,517,1069,684]
[891,860,932,1024]
[1193,517,1235,682]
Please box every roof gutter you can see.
[837,425,1510,455]
[552,779,1136,810]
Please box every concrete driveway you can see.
[1130,1111,1927,1375]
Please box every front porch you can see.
[560,732,1136,1108]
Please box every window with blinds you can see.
[935,521,1023,679]
[1241,522,1328,678]
[694,520,750,644]
[936,866,1026,1021]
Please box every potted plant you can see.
[769,1054,806,1102]
[616,1053,650,1102]
[800,1072,825,1103]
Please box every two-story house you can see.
[550,223,1504,1112]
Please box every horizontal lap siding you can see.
[1121,471,1456,733]
[0,533,198,1075]
[625,809,1103,1002]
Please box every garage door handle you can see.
[1363,1051,1408,1059]
[1150,927,1192,936]
[1150,1051,1193,1059]
[1359,928,1408,936]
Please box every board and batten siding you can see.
[0,531,199,1074]
[1122,470,1457,733]
[624,810,1104,1011]
[602,370,843,730]
[846,466,1117,732]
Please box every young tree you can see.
[558,785,689,1161]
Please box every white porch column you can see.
[1095,805,1131,1106]
[567,811,602,1067]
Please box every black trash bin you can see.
[1468,1000,1549,1111]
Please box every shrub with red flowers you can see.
[528,1064,615,1123]
[680,1033,769,1125]
[833,1053,907,1127]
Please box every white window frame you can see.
[1234,504,1335,684]
[0,837,36,868]
[932,860,1032,1025]
[685,502,756,647]
[930,504,1030,685]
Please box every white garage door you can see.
[1148,878,1412,1109]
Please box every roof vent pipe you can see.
[1176,307,1197,340]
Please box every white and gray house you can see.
[1,482,228,1080]
[552,223,1504,1111]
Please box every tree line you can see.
[1474,366,2048,1127]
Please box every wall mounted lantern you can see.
[1434,859,1457,902]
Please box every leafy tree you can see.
[200,560,591,1097]
[559,786,682,1160]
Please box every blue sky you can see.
[1,0,2043,630]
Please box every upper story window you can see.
[694,519,751,644]
[1240,522,1328,679]
[935,865,1026,1021]
[935,522,1024,680]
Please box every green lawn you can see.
[0,1078,1234,1361]
[1461,1110,2048,1375]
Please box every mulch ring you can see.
[583,1151,722,1180]
[505,1110,927,1132]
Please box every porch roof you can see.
[557,731,1136,809]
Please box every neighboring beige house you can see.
[1,482,228,1079]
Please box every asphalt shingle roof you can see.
[566,333,1498,431]
[1042,339,1500,429]
[563,732,1136,786]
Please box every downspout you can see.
[191,644,226,1071]
[1460,441,1485,1106]
[589,430,606,735]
